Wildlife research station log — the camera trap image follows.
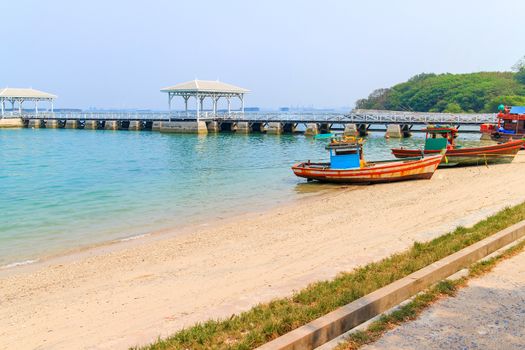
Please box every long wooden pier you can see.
[2,109,496,137]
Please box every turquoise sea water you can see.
[0,128,482,266]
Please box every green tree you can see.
[515,70,525,85]
[484,95,525,112]
[512,56,525,85]
[355,71,525,112]
[443,102,463,113]
[355,88,391,109]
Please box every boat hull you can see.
[391,140,524,167]
[292,155,442,184]
[490,132,525,143]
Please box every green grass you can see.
[135,203,525,350]
[336,238,525,350]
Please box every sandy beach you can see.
[2,155,525,350]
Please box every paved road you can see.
[363,251,525,350]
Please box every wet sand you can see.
[2,154,525,349]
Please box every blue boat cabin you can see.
[328,143,362,169]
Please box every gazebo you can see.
[0,87,57,116]
[160,80,249,119]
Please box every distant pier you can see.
[0,82,497,137]
[1,109,496,137]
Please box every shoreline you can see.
[3,156,525,349]
[0,183,343,277]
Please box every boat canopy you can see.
[422,126,456,150]
[510,106,525,115]
[425,138,448,151]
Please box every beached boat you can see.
[391,126,524,167]
[292,137,443,184]
[490,105,525,142]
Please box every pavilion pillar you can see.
[35,101,39,115]
[18,100,22,114]
[196,94,200,120]
[183,95,190,118]
[51,101,54,113]
[239,94,245,113]
[199,96,205,112]
[213,96,219,116]
[1,99,4,116]
[168,92,173,113]
[227,98,231,115]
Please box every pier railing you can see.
[16,110,497,125]
[348,109,496,125]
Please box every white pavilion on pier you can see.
[0,87,57,117]
[160,80,249,119]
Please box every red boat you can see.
[491,105,525,142]
[391,126,524,167]
[292,137,443,184]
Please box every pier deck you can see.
[2,109,497,136]
[16,109,495,124]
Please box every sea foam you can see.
[1,259,39,269]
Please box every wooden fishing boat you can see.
[490,105,525,142]
[391,126,524,167]
[292,137,443,184]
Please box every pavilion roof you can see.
[161,80,249,94]
[0,87,57,99]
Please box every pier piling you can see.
[84,120,99,129]
[105,120,119,130]
[65,120,79,129]
[152,121,162,131]
[206,121,220,132]
[45,119,60,128]
[305,123,319,136]
[160,121,208,134]
[385,124,412,138]
[128,121,141,131]
[386,124,403,138]
[28,119,43,128]
[0,117,24,128]
[344,123,359,136]
[236,121,250,133]
[265,122,283,134]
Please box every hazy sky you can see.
[1,0,525,110]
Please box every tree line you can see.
[356,57,525,113]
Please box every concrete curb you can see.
[256,220,525,350]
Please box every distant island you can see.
[356,58,525,113]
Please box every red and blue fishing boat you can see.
[491,105,525,142]
[391,126,523,167]
[292,137,443,184]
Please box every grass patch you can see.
[135,203,525,350]
[336,238,525,350]
[335,280,464,350]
